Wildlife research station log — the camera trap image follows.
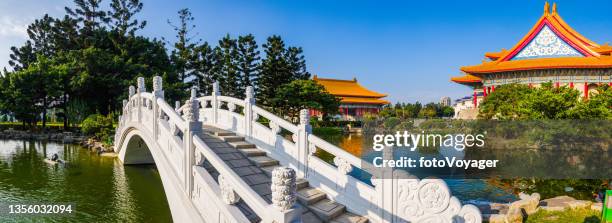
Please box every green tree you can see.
[193,42,215,95]
[418,103,438,118]
[236,34,260,98]
[6,56,62,128]
[108,0,146,36]
[218,34,240,97]
[258,35,310,107]
[64,0,109,35]
[478,84,534,120]
[272,80,340,122]
[479,82,611,120]
[168,8,198,84]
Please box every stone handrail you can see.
[251,106,299,134]
[192,136,293,222]
[308,134,363,169]
[157,98,186,130]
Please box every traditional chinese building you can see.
[452,2,612,109]
[312,75,389,120]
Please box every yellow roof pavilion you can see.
[313,75,389,105]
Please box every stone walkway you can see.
[199,125,369,223]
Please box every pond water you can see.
[319,133,609,204]
[0,140,172,222]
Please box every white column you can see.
[152,76,164,140]
[136,77,145,122]
[244,86,255,139]
[183,87,202,197]
[296,109,311,178]
[128,86,135,122]
[212,81,220,125]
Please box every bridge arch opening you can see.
[123,134,155,165]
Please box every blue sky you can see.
[1,0,611,103]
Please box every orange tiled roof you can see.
[462,2,612,74]
[340,96,390,105]
[450,74,482,84]
[313,75,387,98]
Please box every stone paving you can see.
[198,125,368,223]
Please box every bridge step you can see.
[201,128,370,222]
[309,198,346,221]
[220,135,245,142]
[229,141,256,149]
[239,148,267,157]
[297,187,327,205]
[248,156,279,167]
[331,213,370,223]
[296,178,309,190]
[215,131,235,137]
[260,165,280,177]
[302,211,323,223]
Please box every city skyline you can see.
[1,0,612,103]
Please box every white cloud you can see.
[0,16,28,38]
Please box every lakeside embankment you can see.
[0,128,117,156]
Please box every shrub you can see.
[81,114,115,145]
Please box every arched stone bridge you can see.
[114,76,482,223]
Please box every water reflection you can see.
[0,140,171,222]
[320,132,609,202]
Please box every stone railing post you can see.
[183,87,202,198]
[271,167,300,223]
[152,76,164,139]
[372,146,394,223]
[175,101,180,111]
[128,86,135,121]
[244,86,255,138]
[296,109,311,178]
[136,77,146,122]
[212,81,220,125]
[122,100,128,117]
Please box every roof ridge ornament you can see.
[552,2,557,15]
[544,1,550,15]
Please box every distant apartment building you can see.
[439,96,451,107]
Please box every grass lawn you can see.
[526,207,602,223]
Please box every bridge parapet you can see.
[115,76,302,223]
[117,76,482,223]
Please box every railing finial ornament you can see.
[299,109,310,125]
[184,94,200,122]
[129,85,135,97]
[271,167,297,211]
[153,76,163,98]
[190,87,197,99]
[212,81,220,96]
[175,101,180,111]
[246,86,254,100]
[137,76,146,93]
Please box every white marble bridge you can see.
[113,76,482,223]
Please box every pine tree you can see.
[236,34,260,98]
[258,35,310,108]
[285,46,310,80]
[8,42,36,71]
[65,0,109,37]
[192,42,215,94]
[109,0,146,36]
[168,8,199,84]
[258,35,289,107]
[218,34,240,97]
